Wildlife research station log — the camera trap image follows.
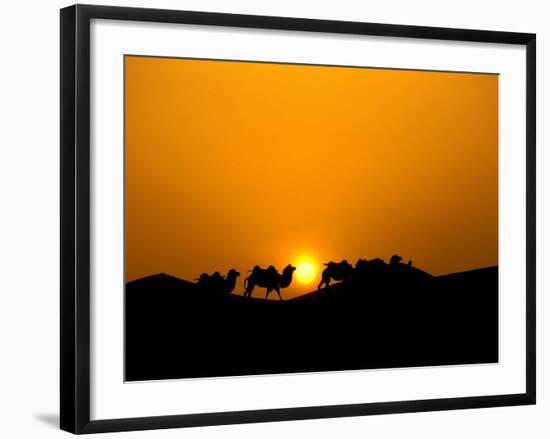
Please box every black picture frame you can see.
[60,4,536,434]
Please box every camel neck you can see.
[280,270,293,288]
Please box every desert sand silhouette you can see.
[125,256,498,381]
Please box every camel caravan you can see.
[195,264,296,300]
[317,254,426,292]
[194,254,425,301]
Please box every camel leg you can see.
[265,287,272,300]
[318,276,330,291]
[318,278,330,291]
[244,284,254,298]
[275,286,283,301]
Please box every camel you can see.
[352,258,388,284]
[195,269,241,295]
[353,256,430,286]
[221,269,241,294]
[317,259,354,291]
[354,258,386,272]
[390,254,403,265]
[243,264,296,300]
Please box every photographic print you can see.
[124,55,498,382]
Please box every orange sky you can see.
[125,56,498,299]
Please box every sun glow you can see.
[295,258,318,285]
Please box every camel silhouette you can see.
[195,269,240,295]
[317,259,354,291]
[243,264,296,300]
[390,254,403,265]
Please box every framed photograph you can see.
[60,4,536,434]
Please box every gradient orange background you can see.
[125,56,498,299]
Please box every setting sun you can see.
[295,259,318,285]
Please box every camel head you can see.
[278,264,296,289]
[226,268,241,279]
[283,264,296,274]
